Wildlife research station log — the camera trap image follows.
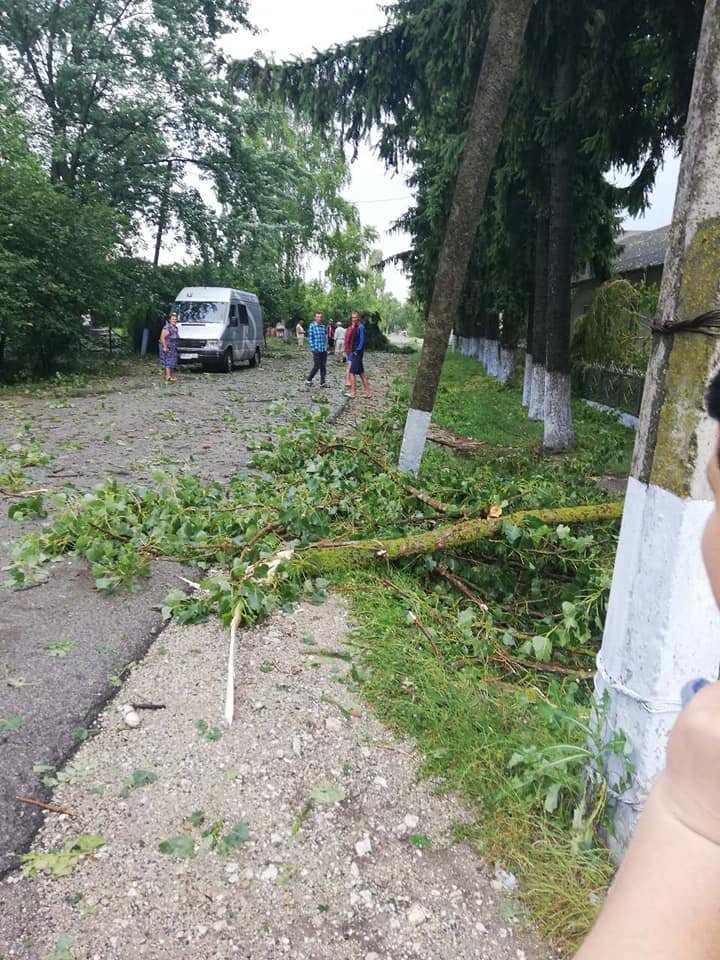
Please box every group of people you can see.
[298,311,372,399]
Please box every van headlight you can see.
[206,340,221,349]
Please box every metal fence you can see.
[572,362,646,416]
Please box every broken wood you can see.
[304,502,623,568]
[427,426,515,456]
[16,796,74,817]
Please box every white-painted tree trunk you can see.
[521,352,533,406]
[398,408,432,474]
[497,347,516,385]
[527,362,545,420]
[596,0,720,854]
[485,340,500,377]
[475,337,486,366]
[542,369,575,450]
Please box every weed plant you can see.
[6,352,636,952]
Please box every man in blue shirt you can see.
[346,310,372,399]
[305,312,328,387]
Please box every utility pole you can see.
[596,0,720,852]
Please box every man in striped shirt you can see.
[305,312,328,387]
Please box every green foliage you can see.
[572,279,657,368]
[159,819,250,858]
[21,835,104,879]
[0,87,124,376]
[0,716,22,732]
[119,769,158,798]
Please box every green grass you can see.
[426,351,635,476]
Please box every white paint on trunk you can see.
[398,408,432,475]
[543,370,574,450]
[485,340,500,377]
[521,352,532,407]
[497,347,516,385]
[527,362,545,420]
[596,477,720,851]
[476,337,486,366]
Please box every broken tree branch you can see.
[302,502,623,568]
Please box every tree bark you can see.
[595,0,720,854]
[543,29,577,451]
[305,502,622,570]
[398,0,536,474]
[528,215,549,420]
[522,292,534,406]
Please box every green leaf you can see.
[310,781,346,805]
[0,716,23,732]
[46,639,76,658]
[8,495,46,521]
[222,822,250,849]
[186,810,206,827]
[410,833,432,849]
[158,834,195,859]
[47,934,75,960]
[531,635,552,662]
[195,719,223,742]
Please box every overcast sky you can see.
[218,0,680,301]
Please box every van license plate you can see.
[182,352,199,359]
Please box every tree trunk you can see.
[485,311,500,376]
[543,34,577,452]
[528,215,549,420]
[522,291,534,406]
[398,0,536,473]
[153,160,173,268]
[595,0,720,855]
[498,310,521,385]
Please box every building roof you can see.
[614,224,670,274]
[573,224,670,285]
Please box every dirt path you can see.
[0,347,407,876]
[0,600,550,960]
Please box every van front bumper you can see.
[178,344,224,363]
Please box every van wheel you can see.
[222,349,233,373]
[248,347,261,368]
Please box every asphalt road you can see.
[0,345,360,876]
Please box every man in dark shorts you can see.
[345,311,372,399]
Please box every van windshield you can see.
[172,301,225,325]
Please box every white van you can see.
[172,287,264,373]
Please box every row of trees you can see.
[0,0,391,376]
[233,0,702,467]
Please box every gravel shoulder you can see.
[0,599,550,960]
[0,347,400,876]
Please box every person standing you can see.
[295,319,305,351]
[327,320,336,355]
[343,319,354,388]
[305,312,328,388]
[346,310,372,399]
[158,312,179,383]
[334,319,345,362]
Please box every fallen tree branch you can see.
[317,439,452,514]
[16,796,74,817]
[303,502,623,568]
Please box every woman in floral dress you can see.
[159,313,179,382]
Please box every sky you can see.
[170,0,681,302]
